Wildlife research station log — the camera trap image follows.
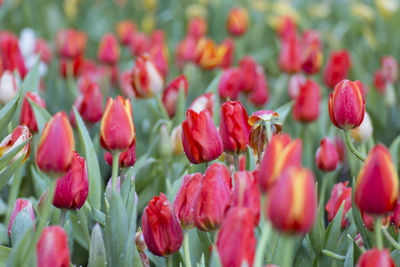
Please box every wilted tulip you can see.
[323,50,351,88]
[188,17,207,39]
[142,193,183,256]
[116,20,136,46]
[104,141,136,168]
[325,182,352,227]
[355,144,399,215]
[37,226,70,267]
[130,55,164,98]
[0,125,31,163]
[98,33,120,65]
[0,71,18,105]
[162,75,188,117]
[315,137,339,172]
[293,79,321,122]
[356,249,395,267]
[0,32,27,78]
[189,92,215,116]
[350,112,373,144]
[20,92,46,133]
[226,7,249,37]
[8,198,35,237]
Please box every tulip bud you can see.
[104,140,136,168]
[52,151,88,210]
[267,166,317,235]
[98,33,120,65]
[323,50,351,88]
[300,30,323,75]
[226,7,249,37]
[142,193,183,256]
[328,80,365,130]
[8,198,35,237]
[277,16,297,41]
[288,73,306,99]
[173,173,202,229]
[55,29,86,59]
[181,109,223,164]
[350,112,373,144]
[116,20,136,46]
[0,71,18,105]
[257,134,302,193]
[247,67,270,107]
[188,17,207,39]
[100,96,135,152]
[20,92,46,133]
[355,144,399,215]
[356,249,395,267]
[0,32,27,78]
[278,35,301,73]
[293,79,321,122]
[220,38,235,69]
[193,163,232,231]
[238,56,257,92]
[219,101,250,154]
[162,75,188,117]
[130,55,164,98]
[189,92,214,116]
[218,68,244,101]
[0,125,31,163]
[175,36,197,69]
[325,182,352,228]
[36,112,74,175]
[37,226,70,267]
[34,38,52,64]
[315,137,339,172]
[216,207,256,267]
[129,32,150,57]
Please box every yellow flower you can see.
[375,0,399,19]
[350,2,374,23]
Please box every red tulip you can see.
[277,16,297,41]
[288,73,306,99]
[247,67,269,107]
[98,33,120,65]
[226,7,249,37]
[220,38,235,68]
[356,249,395,267]
[323,50,351,88]
[216,207,256,267]
[325,182,352,227]
[293,79,321,122]
[8,198,35,237]
[0,31,27,78]
[300,30,323,75]
[391,201,400,228]
[55,29,86,59]
[193,163,232,231]
[142,193,183,256]
[129,32,150,57]
[59,56,83,79]
[150,43,169,78]
[116,20,136,46]
[37,226,70,267]
[20,92,46,133]
[188,17,207,39]
[0,125,32,164]
[238,56,257,92]
[175,36,198,69]
[104,141,136,168]
[162,75,189,117]
[130,55,164,98]
[381,56,397,83]
[189,92,214,116]
[34,38,52,64]
[374,70,386,93]
[278,35,301,73]
[315,137,339,172]
[218,68,244,101]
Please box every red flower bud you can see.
[325,182,352,228]
[267,166,317,235]
[34,38,52,64]
[278,35,301,73]
[193,163,232,231]
[277,16,297,41]
[162,75,189,117]
[300,30,323,75]
[36,112,75,175]
[0,125,31,163]
[52,151,88,210]
[55,29,86,59]
[181,109,222,164]
[98,33,120,65]
[175,36,197,69]
[216,207,256,267]
[220,38,235,69]
[173,173,203,229]
[59,56,83,79]
[356,249,395,267]
[188,17,207,39]
[355,144,399,215]
[8,198,35,237]
[142,193,183,256]
[130,55,164,98]
[226,7,249,37]
[328,79,365,130]
[0,32,27,78]
[37,226,70,267]
[257,134,302,193]
[104,141,136,168]
[116,20,136,46]
[219,101,250,154]
[218,68,244,101]
[373,70,386,93]
[381,56,397,83]
[100,96,135,152]
[293,79,321,122]
[150,43,169,78]
[20,92,46,133]
[238,56,257,92]
[288,73,306,99]
[189,92,214,116]
[323,50,351,88]
[129,32,150,57]
[315,137,339,172]
[247,67,269,107]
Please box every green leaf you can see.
[245,146,255,171]
[70,210,90,250]
[173,87,186,126]
[30,166,48,197]
[389,135,400,171]
[343,240,354,267]
[0,138,30,171]
[0,157,24,191]
[0,246,11,267]
[88,224,106,267]
[22,60,40,93]
[155,94,170,120]
[0,92,20,136]
[391,250,400,266]
[209,245,222,267]
[73,108,102,210]
[27,98,51,133]
[324,202,344,250]
[308,216,324,258]
[6,226,35,267]
[205,71,221,93]
[91,208,106,226]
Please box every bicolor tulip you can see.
[0,125,31,163]
[97,33,120,65]
[315,137,339,172]
[0,32,27,78]
[293,79,321,122]
[20,92,46,133]
[162,75,188,117]
[226,7,249,37]
[37,226,70,267]
[350,112,373,144]
[130,55,164,98]
[0,71,18,105]
[8,198,35,237]
[300,30,323,75]
[356,249,395,267]
[323,50,351,88]
[189,92,215,116]
[325,182,352,227]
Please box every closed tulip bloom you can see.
[350,112,373,144]
[8,198,35,237]
[34,38,52,64]
[37,226,70,267]
[0,125,31,163]
[150,43,169,78]
[277,16,297,41]
[0,32,27,78]
[219,101,250,154]
[267,166,317,235]
[104,141,136,168]
[116,20,136,46]
[238,56,257,92]
[20,92,46,133]
[189,92,215,116]
[52,151,88,210]
[188,17,207,39]
[257,134,302,193]
[181,109,223,164]
[300,30,323,75]
[288,73,306,99]
[381,56,397,83]
[247,67,270,107]
[226,7,249,37]
[98,33,120,65]
[162,75,189,117]
[55,29,86,59]
[355,144,399,215]
[278,35,301,73]
[315,137,339,172]
[36,112,74,175]
[293,79,321,122]
[373,70,386,93]
[323,50,351,88]
[216,207,256,267]
[130,55,164,98]
[356,249,395,267]
[328,80,365,130]
[218,68,244,101]
[193,163,232,231]
[173,173,203,229]
[325,182,352,228]
[175,36,197,69]
[100,96,135,152]
[142,193,183,256]
[0,71,18,105]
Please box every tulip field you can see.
[2,0,400,266]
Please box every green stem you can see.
[343,131,366,162]
[382,227,400,250]
[59,209,67,226]
[5,166,24,224]
[166,255,173,267]
[233,154,240,172]
[375,217,383,249]
[111,152,120,193]
[322,249,346,261]
[183,231,192,267]
[254,221,272,267]
[282,235,295,267]
[318,174,330,221]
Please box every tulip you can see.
[171,126,184,155]
[226,7,249,37]
[350,112,373,144]
[52,151,88,210]
[373,70,386,93]
[142,193,183,256]
[277,16,297,41]
[116,20,136,46]
[0,71,18,105]
[278,35,301,73]
[130,55,164,98]
[216,207,256,267]
[104,141,136,168]
[288,73,306,99]
[391,201,400,228]
[219,101,250,154]
[162,75,189,117]
[247,67,270,107]
[361,212,391,232]
[267,166,317,234]
[218,68,244,101]
[0,125,31,163]
[119,70,135,98]
[315,137,339,172]
[323,50,351,88]
[381,56,397,83]
[20,92,46,133]
[189,92,214,116]
[325,182,352,228]
[220,38,235,69]
[355,144,399,215]
[0,32,27,78]
[257,134,302,193]
[300,30,323,75]
[97,33,120,65]
[36,112,75,175]
[150,43,169,78]
[129,32,150,57]
[188,17,207,39]
[37,226,70,267]
[100,96,135,152]
[293,79,321,122]
[175,36,197,69]
[195,38,226,69]
[238,56,257,92]
[8,198,35,237]
[328,80,365,130]
[59,56,83,79]
[181,108,223,164]
[193,163,232,231]
[55,29,86,59]
[227,171,261,225]
[34,38,52,64]
[173,173,203,229]
[356,249,395,267]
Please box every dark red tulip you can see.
[325,182,352,227]
[20,92,46,133]
[323,50,351,88]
